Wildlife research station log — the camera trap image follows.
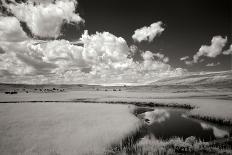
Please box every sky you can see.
[0,0,231,84]
[77,0,232,71]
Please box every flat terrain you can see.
[1,89,232,124]
[0,71,232,154]
[0,103,140,155]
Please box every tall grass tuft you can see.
[106,122,232,155]
[117,136,232,154]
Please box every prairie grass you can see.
[0,103,141,155]
[1,90,232,125]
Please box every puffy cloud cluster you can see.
[143,51,169,64]
[80,30,130,69]
[2,0,83,38]
[193,36,228,63]
[129,45,169,63]
[0,29,185,84]
[0,1,187,84]
[132,21,164,43]
[181,36,231,66]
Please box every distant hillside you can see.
[0,83,101,93]
[1,70,232,93]
[0,83,127,93]
[150,70,232,89]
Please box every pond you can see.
[134,107,231,141]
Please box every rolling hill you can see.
[150,70,232,89]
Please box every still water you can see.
[134,107,231,141]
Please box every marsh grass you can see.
[109,136,232,155]
[105,125,145,155]
[106,106,232,155]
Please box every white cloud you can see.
[80,30,130,68]
[206,62,220,67]
[3,0,83,38]
[0,30,186,84]
[0,17,28,42]
[0,3,183,85]
[132,21,164,42]
[144,51,169,63]
[180,56,189,61]
[0,49,35,75]
[193,36,227,63]
[1,31,131,82]
[223,44,232,55]
[0,1,188,85]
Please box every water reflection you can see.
[136,107,231,141]
[200,122,229,138]
[142,109,170,124]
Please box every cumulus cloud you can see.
[0,30,186,84]
[183,36,230,66]
[193,36,227,63]
[143,51,169,63]
[0,49,35,75]
[132,21,164,42]
[80,30,130,67]
[128,45,169,63]
[2,0,84,38]
[0,2,186,85]
[0,16,28,42]
[206,62,220,67]
[223,44,232,55]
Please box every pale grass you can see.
[0,103,140,155]
[1,90,232,123]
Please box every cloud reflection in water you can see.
[200,122,229,138]
[143,109,170,124]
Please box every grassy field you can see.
[1,89,231,124]
[0,103,140,155]
[0,84,232,154]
